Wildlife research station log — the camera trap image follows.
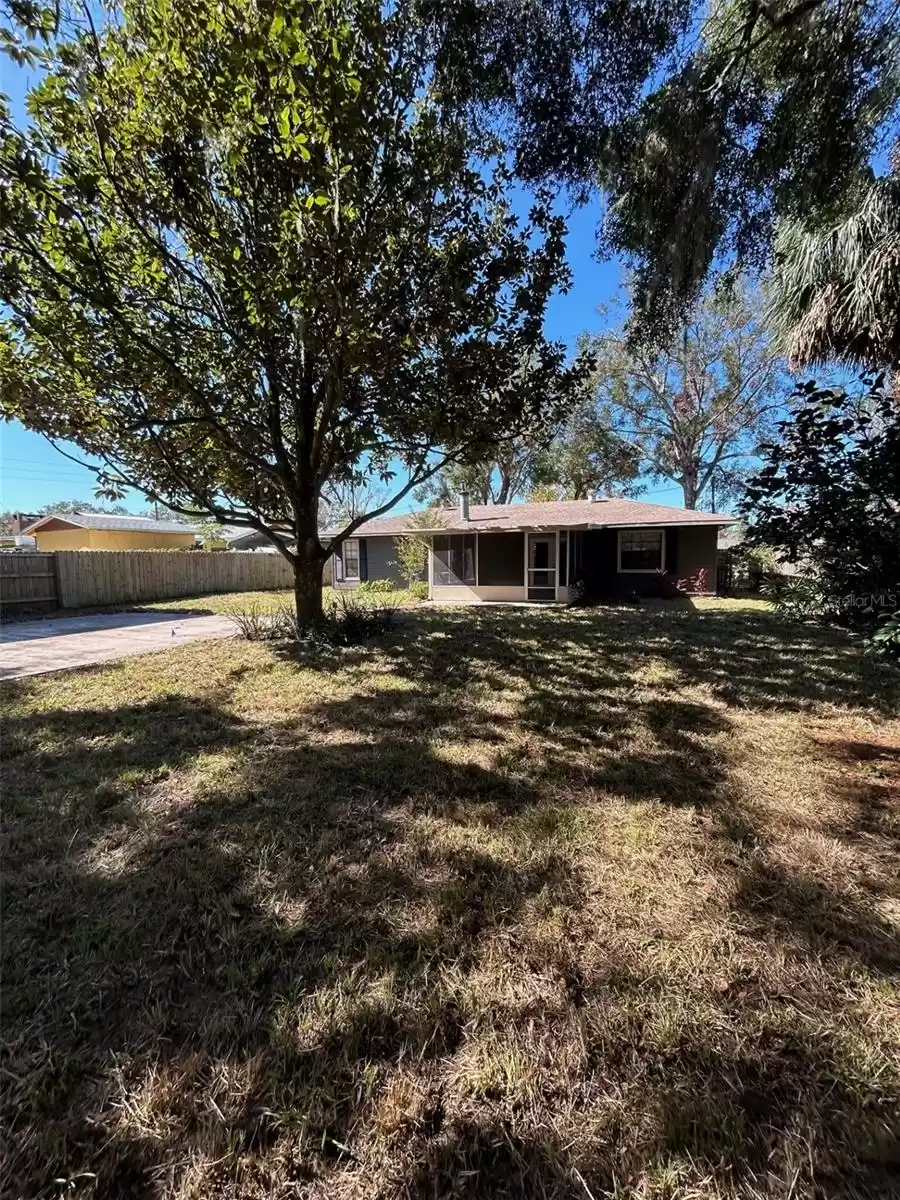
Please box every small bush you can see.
[657,567,707,597]
[356,578,395,595]
[410,580,429,601]
[732,542,782,589]
[868,611,900,660]
[322,592,397,644]
[231,596,396,646]
[764,575,840,620]
[567,577,591,607]
[229,606,280,640]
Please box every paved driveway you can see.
[0,611,236,680]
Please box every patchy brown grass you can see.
[1,602,898,1200]
[136,586,421,615]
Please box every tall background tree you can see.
[0,0,583,621]
[38,498,130,516]
[583,283,783,508]
[528,392,641,500]
[417,388,640,505]
[413,441,538,506]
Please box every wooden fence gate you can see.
[0,553,59,613]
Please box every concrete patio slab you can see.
[0,611,236,680]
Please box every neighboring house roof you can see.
[226,529,293,551]
[339,497,736,538]
[11,513,40,534]
[23,512,196,535]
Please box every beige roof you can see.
[24,512,196,535]
[347,497,736,537]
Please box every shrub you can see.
[763,575,840,620]
[323,592,397,643]
[392,538,429,590]
[231,596,396,646]
[356,578,395,595]
[868,611,900,661]
[740,543,781,588]
[741,379,899,620]
[657,567,708,598]
[410,580,429,601]
[229,606,280,640]
[566,577,592,607]
[229,603,301,640]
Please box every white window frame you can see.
[617,527,666,574]
[343,537,361,580]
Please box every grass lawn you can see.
[136,586,422,615]
[2,601,899,1199]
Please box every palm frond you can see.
[767,173,900,370]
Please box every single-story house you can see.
[23,512,197,551]
[329,495,736,603]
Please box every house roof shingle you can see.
[24,512,196,535]
[343,497,736,537]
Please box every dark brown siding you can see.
[574,525,713,598]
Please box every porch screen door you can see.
[527,534,557,601]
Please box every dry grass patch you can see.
[2,602,898,1199]
[135,585,421,616]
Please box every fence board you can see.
[0,553,60,611]
[49,550,294,609]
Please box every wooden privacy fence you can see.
[1,550,294,612]
[0,553,59,612]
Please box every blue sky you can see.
[0,52,689,515]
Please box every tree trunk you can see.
[293,553,324,625]
[494,466,511,505]
[682,472,698,509]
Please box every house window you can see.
[618,528,665,573]
[432,534,476,585]
[559,532,568,586]
[343,538,361,580]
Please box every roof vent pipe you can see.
[459,491,470,522]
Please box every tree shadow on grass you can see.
[2,681,580,1196]
[375,605,899,716]
[2,605,899,1198]
[399,1120,589,1199]
[636,1036,900,1200]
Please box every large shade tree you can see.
[425,0,899,340]
[0,0,582,620]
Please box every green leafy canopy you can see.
[0,0,584,618]
[425,0,900,340]
[740,376,900,616]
